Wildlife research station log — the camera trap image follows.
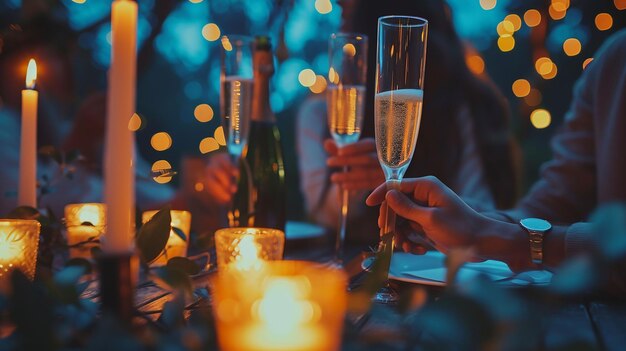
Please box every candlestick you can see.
[103,0,137,253]
[0,220,40,284]
[18,59,38,208]
[65,203,106,259]
[212,261,347,351]
[214,228,285,270]
[141,210,191,266]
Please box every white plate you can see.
[285,221,326,240]
[362,251,552,287]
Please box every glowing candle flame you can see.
[25,59,37,90]
[77,204,103,226]
[234,234,262,270]
[256,277,316,334]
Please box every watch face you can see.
[520,218,552,232]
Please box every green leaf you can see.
[54,265,86,287]
[167,257,201,275]
[158,294,185,329]
[136,206,171,264]
[65,257,93,275]
[171,226,187,241]
[361,232,393,296]
[7,206,40,220]
[151,266,193,296]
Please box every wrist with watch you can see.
[519,218,552,266]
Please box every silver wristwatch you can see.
[519,218,552,265]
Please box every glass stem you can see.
[380,179,400,250]
[335,165,350,263]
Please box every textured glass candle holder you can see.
[0,219,40,282]
[212,260,347,351]
[65,203,106,259]
[214,227,285,270]
[142,210,191,266]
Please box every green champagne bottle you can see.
[230,36,286,231]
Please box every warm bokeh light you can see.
[535,57,553,75]
[524,9,542,27]
[202,23,221,42]
[151,132,172,152]
[496,20,515,36]
[615,0,626,10]
[582,57,594,70]
[530,109,551,129]
[512,79,531,98]
[595,13,613,31]
[342,43,356,57]
[465,55,485,75]
[214,126,226,146]
[194,182,204,192]
[497,36,515,52]
[152,160,173,184]
[328,67,339,84]
[525,89,542,106]
[548,4,566,20]
[298,69,316,87]
[480,0,497,10]
[314,0,332,14]
[505,14,522,31]
[563,38,582,56]
[72,0,86,3]
[194,103,214,122]
[128,113,142,131]
[25,59,37,89]
[309,75,327,94]
[221,36,233,51]
[542,63,558,80]
[551,0,570,12]
[199,137,220,154]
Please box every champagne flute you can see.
[327,33,368,264]
[373,16,428,304]
[220,35,254,161]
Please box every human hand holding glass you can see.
[327,32,368,264]
[373,16,428,303]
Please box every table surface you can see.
[85,241,626,350]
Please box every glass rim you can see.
[378,15,428,27]
[330,32,368,41]
[215,227,285,239]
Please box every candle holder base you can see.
[97,252,137,323]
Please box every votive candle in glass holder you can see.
[65,203,106,259]
[214,227,285,270]
[212,260,348,351]
[142,210,191,266]
[0,219,40,282]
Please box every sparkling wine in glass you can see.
[327,33,368,264]
[220,35,254,161]
[373,16,427,304]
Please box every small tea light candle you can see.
[142,210,191,266]
[65,203,106,259]
[214,228,285,270]
[0,219,40,282]
[212,261,347,351]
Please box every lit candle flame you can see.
[234,234,261,270]
[25,59,37,90]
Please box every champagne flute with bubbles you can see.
[373,16,427,304]
[327,33,368,264]
[220,35,254,161]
